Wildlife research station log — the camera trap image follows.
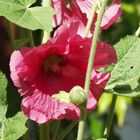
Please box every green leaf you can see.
[89,113,103,139]
[0,72,7,139]
[0,72,7,105]
[1,112,27,140]
[115,96,132,127]
[97,93,112,115]
[106,35,140,97]
[0,0,55,32]
[96,138,107,140]
[0,72,27,139]
[98,64,115,73]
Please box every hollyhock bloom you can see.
[73,0,122,30]
[52,0,122,31]
[10,23,117,124]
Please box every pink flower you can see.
[10,23,116,124]
[52,0,122,31]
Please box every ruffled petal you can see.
[21,93,79,123]
[52,0,65,27]
[74,0,93,18]
[94,41,117,68]
[72,0,122,30]
[90,70,110,100]
[10,22,113,124]
[21,69,109,123]
[101,4,122,30]
[53,21,79,45]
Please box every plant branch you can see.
[57,121,78,140]
[76,1,108,140]
[102,94,117,138]
[7,20,16,49]
[52,121,61,140]
[27,30,35,48]
[83,3,98,37]
[39,124,50,140]
[135,22,140,37]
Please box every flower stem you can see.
[103,94,117,138]
[7,20,16,49]
[46,125,50,140]
[76,1,108,140]
[42,0,51,43]
[83,3,98,37]
[52,121,61,140]
[27,30,35,48]
[42,0,51,6]
[24,131,30,140]
[57,121,78,140]
[76,108,86,140]
[135,22,140,37]
[42,31,50,43]
[39,124,50,140]
[84,0,108,94]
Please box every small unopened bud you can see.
[69,86,87,106]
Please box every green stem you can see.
[103,94,117,138]
[24,131,30,140]
[83,3,98,37]
[57,121,78,140]
[135,23,140,37]
[42,31,50,43]
[39,124,50,140]
[46,125,50,140]
[42,0,51,6]
[76,108,86,140]
[84,0,108,94]
[76,1,108,140]
[42,0,51,43]
[7,20,16,49]
[27,30,35,48]
[52,121,61,140]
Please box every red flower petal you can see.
[94,41,117,68]
[10,23,114,123]
[52,0,122,31]
[101,4,122,30]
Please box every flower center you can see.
[43,55,67,74]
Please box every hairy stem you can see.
[27,30,35,48]
[7,20,16,49]
[57,121,78,140]
[24,131,30,140]
[40,124,50,140]
[83,3,98,37]
[52,121,61,140]
[76,1,108,140]
[135,22,140,37]
[103,94,117,138]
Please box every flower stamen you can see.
[43,55,67,74]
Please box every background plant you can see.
[0,0,140,140]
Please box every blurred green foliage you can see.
[0,0,140,140]
[92,1,140,140]
[102,0,140,44]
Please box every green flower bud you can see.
[69,86,87,106]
